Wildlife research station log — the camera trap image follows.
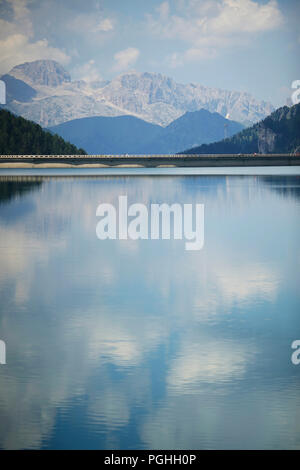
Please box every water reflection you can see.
[0,174,299,449]
[0,177,42,205]
[262,176,300,201]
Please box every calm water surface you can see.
[0,170,299,449]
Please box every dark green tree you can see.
[0,109,87,155]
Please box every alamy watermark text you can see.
[0,80,6,105]
[291,340,300,365]
[291,80,300,105]
[96,196,204,251]
[0,340,6,365]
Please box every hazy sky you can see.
[0,0,299,106]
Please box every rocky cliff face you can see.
[101,72,273,126]
[9,60,71,87]
[257,125,277,153]
[2,60,274,127]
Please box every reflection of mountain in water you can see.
[261,176,300,201]
[0,178,42,205]
[0,174,299,450]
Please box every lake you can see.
[0,167,299,450]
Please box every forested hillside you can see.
[182,104,300,155]
[0,109,86,155]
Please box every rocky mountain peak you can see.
[4,60,275,128]
[9,60,71,87]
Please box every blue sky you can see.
[0,0,299,106]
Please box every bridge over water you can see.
[0,154,300,167]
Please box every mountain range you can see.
[49,109,243,154]
[1,103,298,156]
[1,59,274,128]
[182,103,300,155]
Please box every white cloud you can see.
[184,46,217,62]
[0,0,70,74]
[167,52,184,68]
[0,34,70,75]
[67,13,114,35]
[6,0,33,37]
[96,18,114,32]
[156,1,170,21]
[72,59,102,83]
[209,0,283,34]
[148,0,284,66]
[113,47,140,72]
[0,18,19,39]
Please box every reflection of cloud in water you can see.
[215,262,279,303]
[88,389,130,429]
[140,383,300,450]
[0,225,66,305]
[0,175,299,449]
[167,338,256,393]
